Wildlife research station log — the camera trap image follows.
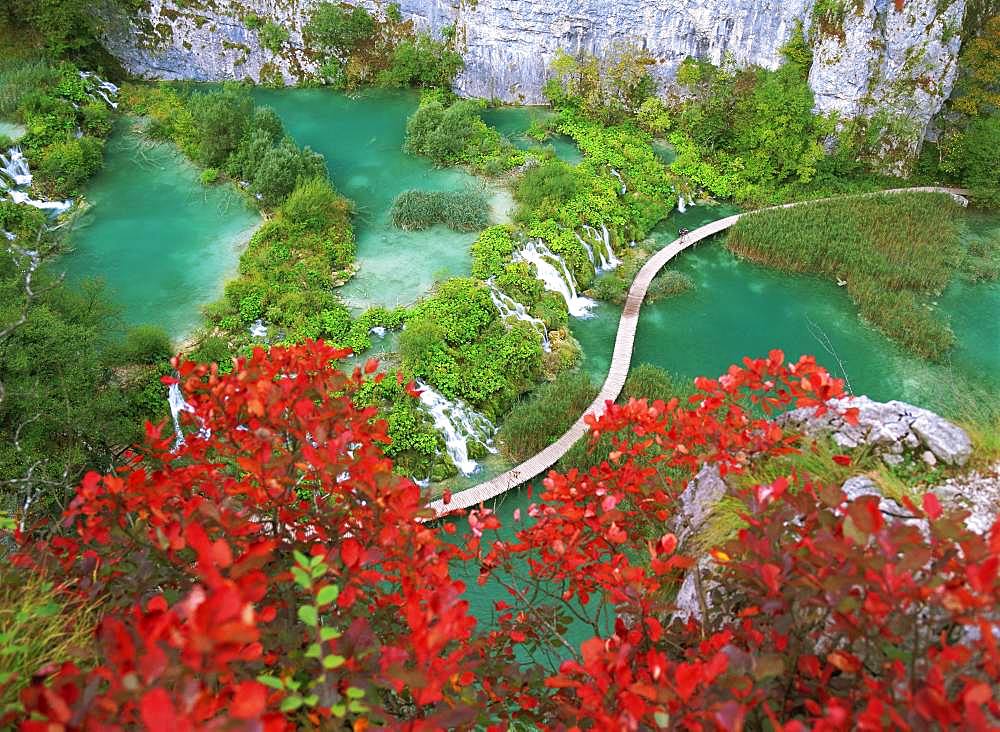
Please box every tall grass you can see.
[498,371,597,462]
[0,567,99,715]
[0,58,58,119]
[389,189,489,232]
[727,192,963,361]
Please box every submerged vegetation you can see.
[389,188,489,232]
[727,192,964,360]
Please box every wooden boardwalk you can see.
[428,186,969,516]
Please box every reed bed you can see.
[389,188,488,232]
[726,192,963,361]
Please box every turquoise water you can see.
[63,122,260,339]
[251,87,486,312]
[573,204,1000,417]
[0,120,26,141]
[481,106,583,164]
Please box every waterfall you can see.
[487,279,550,352]
[168,383,196,446]
[416,383,497,475]
[249,319,268,339]
[79,71,119,109]
[513,238,595,318]
[0,148,32,187]
[599,224,621,269]
[1,146,72,214]
[678,195,687,213]
[369,326,386,338]
[610,167,627,194]
[574,231,596,270]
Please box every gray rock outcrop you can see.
[781,395,973,466]
[99,0,968,164]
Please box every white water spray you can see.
[168,383,196,446]
[513,238,595,318]
[677,195,687,213]
[417,383,497,475]
[1,147,72,214]
[487,280,550,352]
[610,167,627,194]
[79,71,119,109]
[249,319,268,340]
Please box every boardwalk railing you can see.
[428,187,969,516]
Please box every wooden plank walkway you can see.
[428,186,969,516]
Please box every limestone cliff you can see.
[102,0,967,158]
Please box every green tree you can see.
[250,139,327,208]
[189,87,254,168]
[305,3,375,52]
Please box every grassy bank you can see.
[726,192,964,361]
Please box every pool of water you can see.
[0,120,26,141]
[573,205,1000,417]
[63,121,260,340]
[481,106,583,164]
[251,87,486,312]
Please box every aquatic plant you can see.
[389,188,488,232]
[727,191,964,361]
[497,370,597,462]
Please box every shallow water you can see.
[63,122,260,339]
[0,120,26,141]
[481,106,583,164]
[251,87,486,312]
[573,206,1000,417]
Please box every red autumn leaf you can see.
[364,358,379,374]
[340,538,361,568]
[140,689,178,732]
[832,454,852,466]
[229,680,268,719]
[922,492,942,520]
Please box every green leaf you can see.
[280,695,303,712]
[316,584,339,607]
[292,550,310,568]
[291,566,312,590]
[320,627,341,641]
[257,674,284,690]
[297,605,318,627]
[322,654,346,669]
[303,694,319,707]
[654,711,670,728]
[345,686,364,699]
[305,642,321,658]
[348,700,369,714]
[310,563,328,579]
[331,703,347,717]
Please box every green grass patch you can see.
[389,188,489,232]
[497,371,598,463]
[726,192,963,361]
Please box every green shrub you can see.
[471,225,516,279]
[376,34,464,89]
[497,371,597,462]
[79,100,111,136]
[250,138,327,208]
[389,189,489,232]
[189,86,253,168]
[260,21,290,52]
[0,58,58,118]
[305,2,375,52]
[112,325,173,365]
[513,159,580,221]
[621,363,691,403]
[200,167,220,185]
[36,134,104,196]
[403,97,523,173]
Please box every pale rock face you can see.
[807,0,967,172]
[100,0,966,162]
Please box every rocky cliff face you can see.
[102,0,967,156]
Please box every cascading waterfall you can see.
[416,383,497,475]
[249,319,268,339]
[79,71,119,109]
[581,224,620,272]
[487,279,550,351]
[677,195,687,213]
[1,71,116,216]
[168,382,196,446]
[609,167,627,194]
[513,238,595,318]
[599,223,621,269]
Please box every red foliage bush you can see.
[9,343,999,730]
